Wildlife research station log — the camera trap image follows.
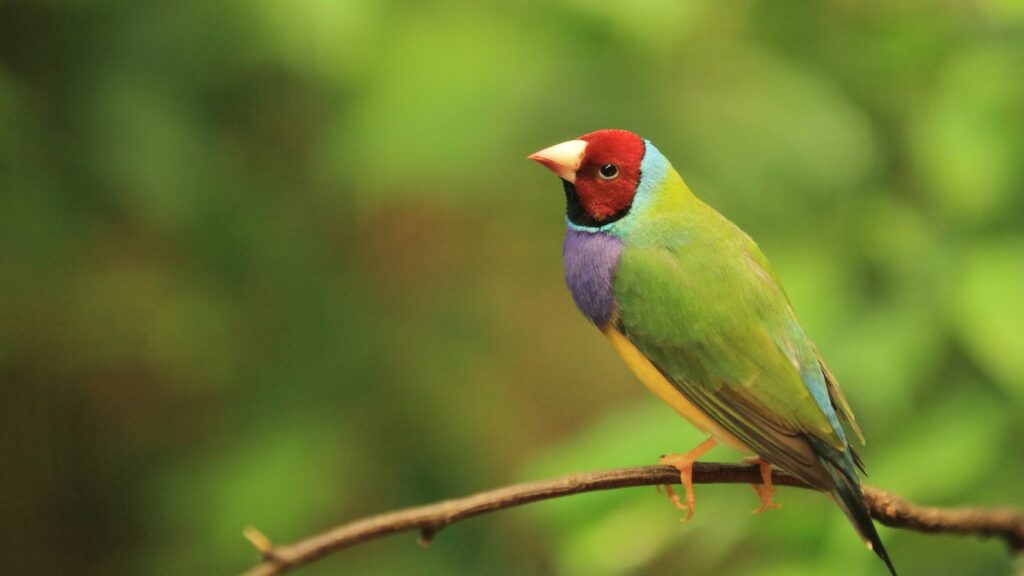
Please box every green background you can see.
[2,1,1022,574]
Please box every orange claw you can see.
[743,456,781,514]
[658,437,718,521]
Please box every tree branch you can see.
[241,463,1024,576]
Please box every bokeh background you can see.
[2,1,1023,574]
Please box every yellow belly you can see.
[603,326,751,453]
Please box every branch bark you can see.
[241,463,1024,576]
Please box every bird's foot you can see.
[655,481,691,520]
[743,456,781,514]
[657,437,718,522]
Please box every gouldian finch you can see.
[529,129,896,575]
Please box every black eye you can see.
[598,163,619,180]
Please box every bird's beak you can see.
[528,139,587,184]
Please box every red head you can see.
[529,129,645,228]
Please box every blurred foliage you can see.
[1,1,1022,575]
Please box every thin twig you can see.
[241,463,1024,576]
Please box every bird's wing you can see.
[740,229,867,447]
[817,351,866,445]
[613,217,857,486]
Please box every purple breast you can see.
[563,228,623,327]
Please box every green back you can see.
[610,167,859,485]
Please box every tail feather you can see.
[808,437,897,576]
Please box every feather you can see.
[537,130,895,573]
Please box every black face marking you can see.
[563,179,632,228]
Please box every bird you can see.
[528,129,896,575]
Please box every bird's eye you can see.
[598,163,619,180]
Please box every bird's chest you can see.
[562,229,623,327]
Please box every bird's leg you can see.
[743,456,781,514]
[658,436,718,521]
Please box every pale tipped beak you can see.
[528,139,587,184]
